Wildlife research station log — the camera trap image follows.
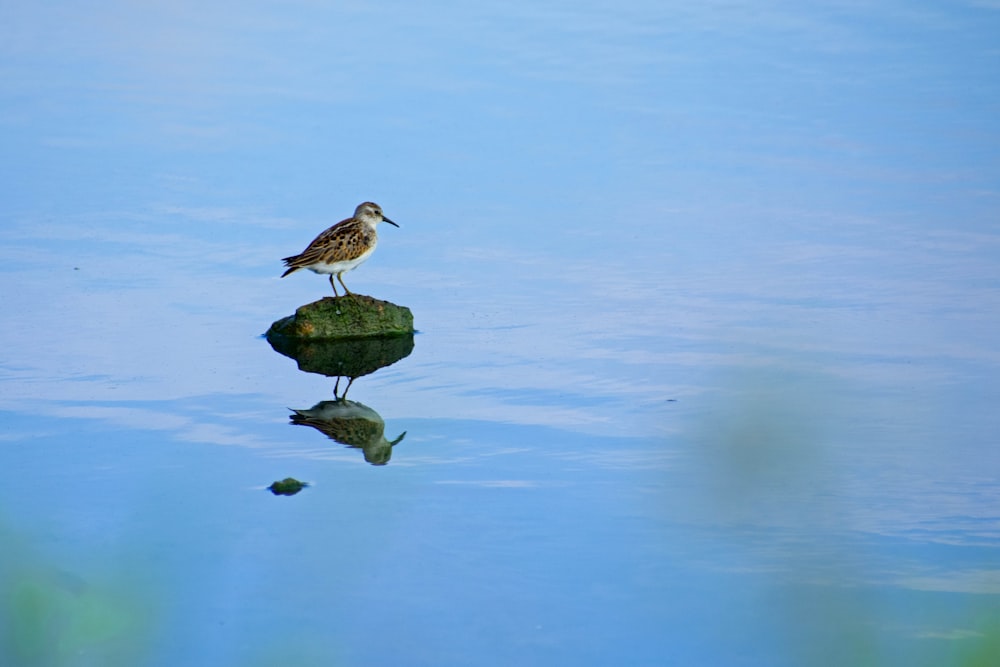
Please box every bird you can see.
[281,201,398,296]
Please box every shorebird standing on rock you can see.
[281,201,398,296]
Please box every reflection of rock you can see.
[268,478,308,496]
[267,295,413,339]
[267,333,414,380]
[290,400,406,466]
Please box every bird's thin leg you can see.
[337,273,353,296]
[342,376,355,398]
[333,376,341,398]
[328,274,339,297]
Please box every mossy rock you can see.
[267,294,414,339]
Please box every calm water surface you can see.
[2,2,1000,665]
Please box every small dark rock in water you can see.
[267,294,414,340]
[268,477,308,496]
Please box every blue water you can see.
[2,2,1000,665]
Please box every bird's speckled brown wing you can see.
[281,217,375,275]
[290,411,383,446]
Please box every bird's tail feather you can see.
[281,256,300,278]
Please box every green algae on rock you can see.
[267,294,414,340]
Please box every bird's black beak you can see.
[383,216,399,227]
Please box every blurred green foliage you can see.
[0,525,153,666]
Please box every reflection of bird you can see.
[281,201,398,297]
[290,400,406,466]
